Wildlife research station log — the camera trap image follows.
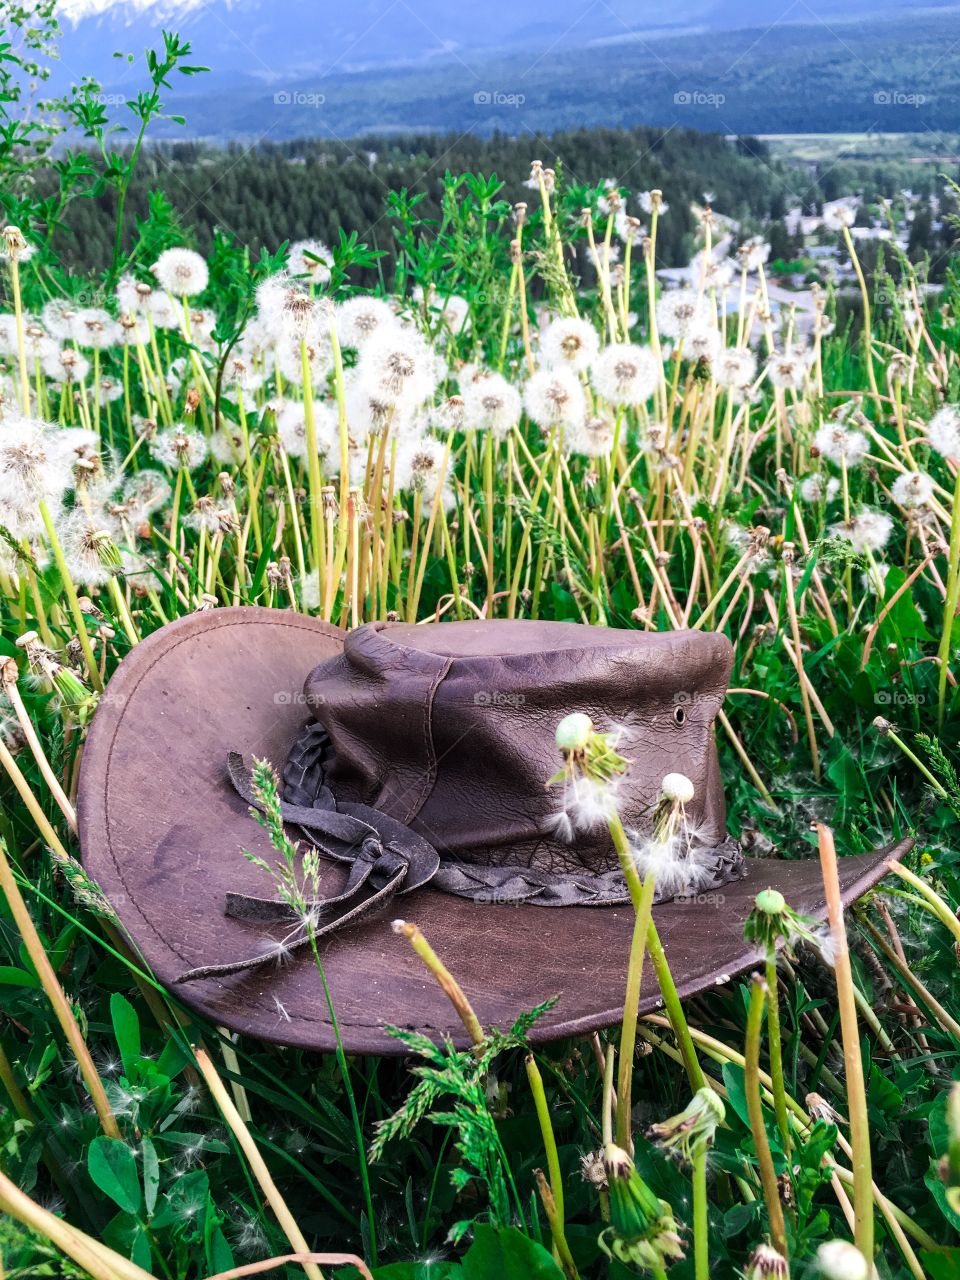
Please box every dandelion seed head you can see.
[656,288,705,342]
[832,509,893,553]
[539,316,600,372]
[766,348,811,390]
[891,470,934,508]
[800,474,840,503]
[713,346,756,389]
[590,342,659,406]
[336,295,394,348]
[152,247,209,297]
[355,325,435,407]
[523,365,585,429]
[462,373,522,437]
[928,405,960,458]
[288,238,332,284]
[813,424,868,467]
[150,425,208,472]
[147,289,180,329]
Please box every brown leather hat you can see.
[77,606,911,1052]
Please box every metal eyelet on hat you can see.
[673,705,686,726]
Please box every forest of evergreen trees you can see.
[39,125,958,281]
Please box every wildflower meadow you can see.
[2,14,960,1280]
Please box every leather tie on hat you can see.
[175,720,744,985]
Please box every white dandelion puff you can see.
[288,238,332,285]
[152,247,209,297]
[590,343,659,406]
[891,471,934,509]
[523,366,586,430]
[461,373,522,437]
[713,346,756,389]
[656,288,705,342]
[355,325,436,407]
[800,474,840,503]
[813,424,868,467]
[335,295,394,348]
[539,316,600,372]
[150,425,208,472]
[928,405,960,459]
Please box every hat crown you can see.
[304,619,733,875]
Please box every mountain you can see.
[43,1,960,137]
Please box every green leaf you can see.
[925,1160,960,1231]
[88,1137,141,1215]
[922,1248,960,1280]
[721,1063,751,1129]
[110,992,141,1079]
[141,1136,160,1218]
[462,1225,564,1280]
[0,965,41,989]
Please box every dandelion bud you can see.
[745,888,818,952]
[600,1143,685,1269]
[555,713,593,754]
[816,1240,869,1280]
[52,663,93,719]
[744,1243,789,1279]
[647,1086,725,1163]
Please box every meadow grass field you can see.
[2,19,960,1280]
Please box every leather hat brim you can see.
[78,606,914,1054]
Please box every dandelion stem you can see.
[744,974,788,1256]
[818,823,873,1262]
